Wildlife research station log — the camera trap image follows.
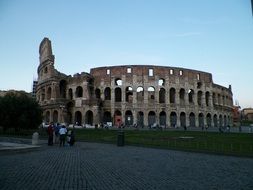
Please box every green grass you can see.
[1,128,253,157]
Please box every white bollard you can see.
[32,132,39,145]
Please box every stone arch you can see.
[224,115,227,126]
[159,111,166,127]
[59,80,67,98]
[158,78,165,86]
[189,112,195,127]
[206,113,212,127]
[45,111,50,123]
[125,110,133,126]
[53,110,58,123]
[68,88,73,100]
[180,112,186,127]
[85,110,93,126]
[95,88,101,99]
[188,89,194,104]
[148,86,155,101]
[76,86,83,98]
[170,88,176,103]
[137,86,144,102]
[198,113,204,128]
[115,87,122,102]
[137,111,144,127]
[103,111,112,123]
[213,114,218,127]
[148,111,156,127]
[197,91,203,106]
[66,101,74,124]
[170,112,177,127]
[159,88,166,103]
[47,87,52,100]
[179,88,185,105]
[205,91,210,106]
[219,114,223,127]
[104,87,111,100]
[115,78,122,86]
[114,110,122,127]
[125,86,133,103]
[74,111,82,126]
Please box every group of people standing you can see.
[47,123,75,147]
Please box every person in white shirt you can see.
[59,125,67,147]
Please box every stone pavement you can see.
[0,139,253,190]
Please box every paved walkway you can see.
[0,138,253,190]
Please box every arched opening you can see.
[205,91,210,106]
[115,87,122,102]
[103,111,112,123]
[95,88,101,99]
[125,86,133,103]
[189,112,195,127]
[158,78,165,86]
[213,114,218,127]
[59,80,67,98]
[53,110,58,123]
[104,87,111,100]
[115,78,122,86]
[198,113,204,128]
[197,91,203,106]
[47,87,52,100]
[68,88,73,100]
[170,112,177,127]
[159,88,165,103]
[180,112,186,127]
[137,111,144,127]
[76,86,83,98]
[159,111,166,127]
[213,93,216,105]
[114,110,122,127]
[170,88,176,103]
[219,114,223,127]
[148,86,155,101]
[66,101,74,124]
[45,111,50,123]
[125,110,133,126]
[179,88,185,105]
[148,111,156,127]
[85,110,93,126]
[137,86,144,102]
[188,89,194,104]
[206,113,212,127]
[74,111,82,126]
[224,115,227,126]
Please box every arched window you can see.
[159,88,165,103]
[68,88,73,100]
[76,86,83,98]
[213,114,218,127]
[59,80,67,98]
[148,86,155,101]
[115,87,122,102]
[179,88,185,105]
[180,112,186,127]
[170,88,176,103]
[148,111,156,127]
[197,91,203,106]
[104,87,111,100]
[85,110,93,126]
[103,111,112,123]
[159,111,166,127]
[47,87,52,100]
[188,89,194,104]
[206,113,212,127]
[115,78,122,86]
[198,113,204,128]
[170,112,177,127]
[125,110,133,126]
[158,78,165,86]
[205,92,210,106]
[114,110,122,127]
[95,88,101,99]
[137,112,144,127]
[75,111,82,126]
[137,86,144,102]
[189,112,195,127]
[125,86,133,103]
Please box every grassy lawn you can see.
[1,128,253,157]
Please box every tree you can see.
[0,91,42,131]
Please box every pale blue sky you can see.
[0,0,252,108]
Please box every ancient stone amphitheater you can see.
[36,38,233,128]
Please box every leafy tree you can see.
[0,91,42,131]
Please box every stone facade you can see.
[36,38,233,128]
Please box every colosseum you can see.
[36,38,233,128]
